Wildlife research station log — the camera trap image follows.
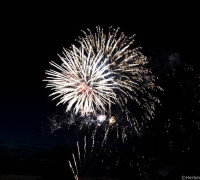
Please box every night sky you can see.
[1,2,199,180]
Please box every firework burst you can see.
[44,26,161,129]
[45,46,117,116]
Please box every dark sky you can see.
[0,2,198,149]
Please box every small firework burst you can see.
[44,26,161,130]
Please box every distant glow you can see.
[97,115,107,123]
[109,116,115,125]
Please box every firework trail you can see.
[66,126,156,179]
[68,160,78,180]
[84,135,86,162]
[77,141,81,162]
[68,130,113,179]
[46,107,159,179]
[45,116,134,179]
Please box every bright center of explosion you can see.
[97,115,107,123]
[109,116,115,125]
[78,82,92,95]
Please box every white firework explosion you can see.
[45,26,161,127]
[45,46,116,116]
